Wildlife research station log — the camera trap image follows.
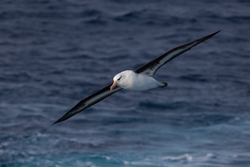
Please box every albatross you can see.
[53,30,220,125]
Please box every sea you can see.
[0,0,250,166]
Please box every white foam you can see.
[162,154,193,162]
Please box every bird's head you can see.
[110,74,123,90]
[110,70,132,90]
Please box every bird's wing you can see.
[134,30,220,76]
[53,84,122,124]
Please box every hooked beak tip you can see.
[110,81,117,90]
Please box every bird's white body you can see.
[113,70,165,91]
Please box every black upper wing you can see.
[53,84,122,124]
[134,31,220,76]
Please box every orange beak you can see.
[110,81,117,90]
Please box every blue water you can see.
[1,0,250,166]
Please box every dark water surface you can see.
[1,0,250,166]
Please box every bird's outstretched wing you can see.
[134,30,220,76]
[53,84,122,124]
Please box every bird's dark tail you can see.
[158,82,168,88]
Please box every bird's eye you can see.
[117,76,122,81]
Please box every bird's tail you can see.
[158,81,168,88]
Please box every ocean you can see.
[0,0,250,166]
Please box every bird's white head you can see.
[110,70,133,90]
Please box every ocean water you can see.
[1,0,250,166]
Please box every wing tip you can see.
[52,115,68,125]
[212,30,221,36]
[52,108,81,125]
[193,30,221,47]
[205,30,221,39]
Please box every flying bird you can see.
[53,31,220,125]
